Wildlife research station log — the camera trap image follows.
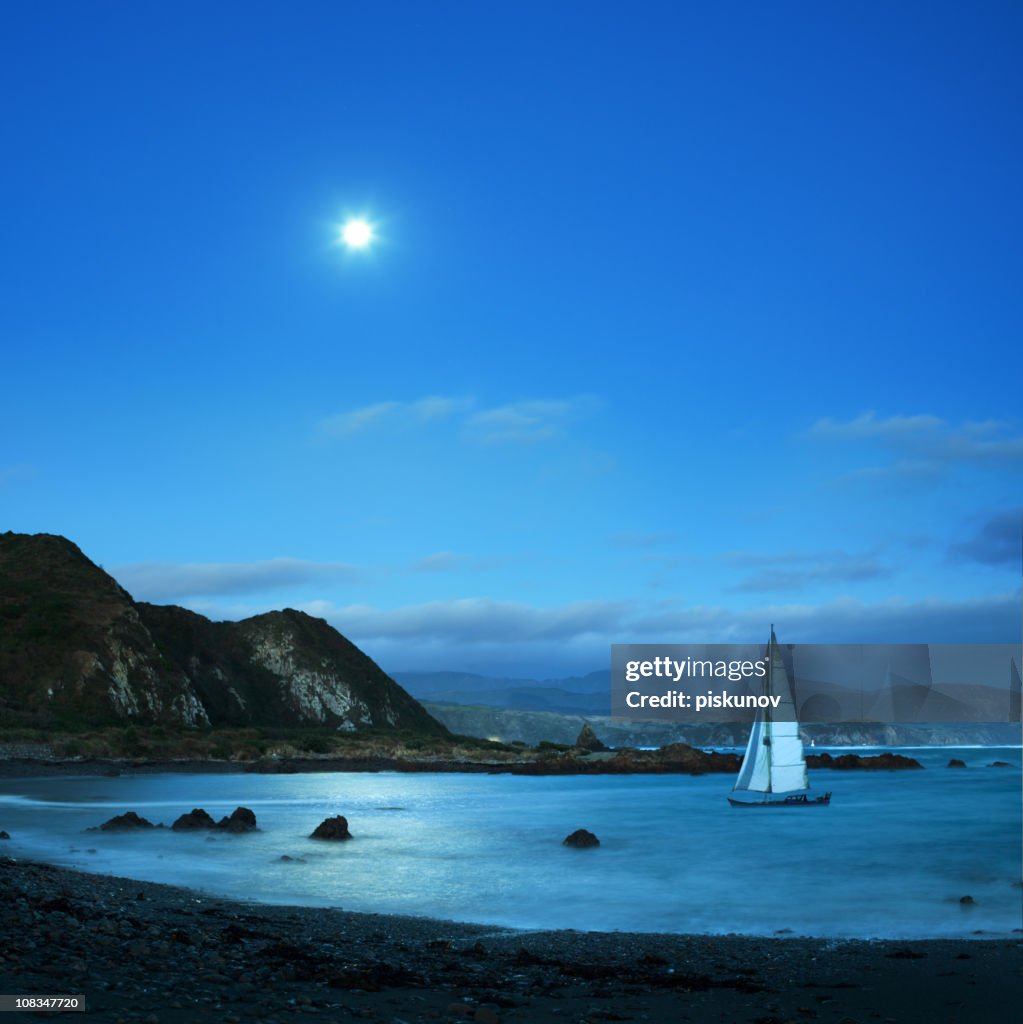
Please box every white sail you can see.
[732,627,809,797]
[733,711,771,791]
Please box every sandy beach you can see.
[0,852,1018,1024]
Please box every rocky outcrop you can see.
[563,829,600,848]
[0,532,445,734]
[171,808,218,831]
[310,816,352,840]
[98,812,157,831]
[947,758,966,768]
[574,722,607,752]
[171,807,258,832]
[216,807,257,833]
[807,752,923,770]
[0,831,9,840]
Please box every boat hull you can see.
[728,792,832,807]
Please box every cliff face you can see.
[0,532,445,734]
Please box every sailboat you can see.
[728,626,832,807]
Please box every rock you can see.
[310,815,352,840]
[988,761,1010,767]
[574,722,607,753]
[216,807,257,832]
[563,828,600,848]
[171,808,218,831]
[807,752,923,770]
[98,811,157,831]
[960,895,976,905]
[947,759,966,768]
[0,830,9,840]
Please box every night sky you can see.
[3,2,1020,675]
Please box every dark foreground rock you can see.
[171,808,219,830]
[0,856,1017,1024]
[170,807,258,832]
[216,807,257,832]
[310,815,352,840]
[563,828,600,848]
[98,811,157,831]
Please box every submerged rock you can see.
[171,808,218,831]
[98,811,157,831]
[310,815,352,841]
[563,828,600,848]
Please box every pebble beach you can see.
[1,853,1019,1024]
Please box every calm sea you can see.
[0,746,1019,939]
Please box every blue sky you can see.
[3,2,1020,676]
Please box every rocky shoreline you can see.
[0,856,1018,1024]
[0,746,926,781]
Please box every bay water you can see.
[0,746,1018,939]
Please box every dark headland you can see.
[0,531,927,776]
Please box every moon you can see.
[340,218,374,249]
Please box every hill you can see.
[0,532,444,734]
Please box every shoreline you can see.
[0,745,945,780]
[1,856,1020,1024]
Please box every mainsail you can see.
[732,626,809,799]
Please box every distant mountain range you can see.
[0,532,443,734]
[422,702,1021,749]
[392,669,612,716]
[397,669,1020,747]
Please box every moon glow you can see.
[340,219,374,248]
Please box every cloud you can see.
[318,396,471,438]
[319,401,401,437]
[465,397,600,444]
[185,590,1019,676]
[317,395,597,444]
[115,559,361,600]
[311,591,1020,650]
[723,549,890,593]
[808,411,1023,477]
[948,510,1022,566]
[411,551,464,572]
[325,597,628,645]
[810,412,944,442]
